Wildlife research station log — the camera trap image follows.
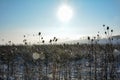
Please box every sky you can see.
[0,0,120,44]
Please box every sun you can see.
[57,4,73,22]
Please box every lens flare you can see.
[57,4,73,22]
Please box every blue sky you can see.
[0,0,120,44]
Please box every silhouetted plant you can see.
[38,32,41,36]
[103,24,105,27]
[107,26,109,30]
[49,39,52,44]
[41,37,43,40]
[88,36,90,40]
[105,31,107,35]
[42,40,45,44]
[0,25,119,80]
[24,35,26,38]
[103,25,114,44]
[55,38,58,42]
[111,29,113,33]
[38,32,41,44]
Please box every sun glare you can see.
[57,4,73,22]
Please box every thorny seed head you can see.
[55,38,58,42]
[49,39,52,43]
[103,24,105,27]
[88,36,90,40]
[24,35,26,38]
[107,26,109,30]
[38,32,41,36]
[54,37,56,40]
[105,31,107,34]
[97,34,99,37]
[91,39,94,42]
[41,37,43,39]
[42,40,45,43]
[111,29,113,32]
